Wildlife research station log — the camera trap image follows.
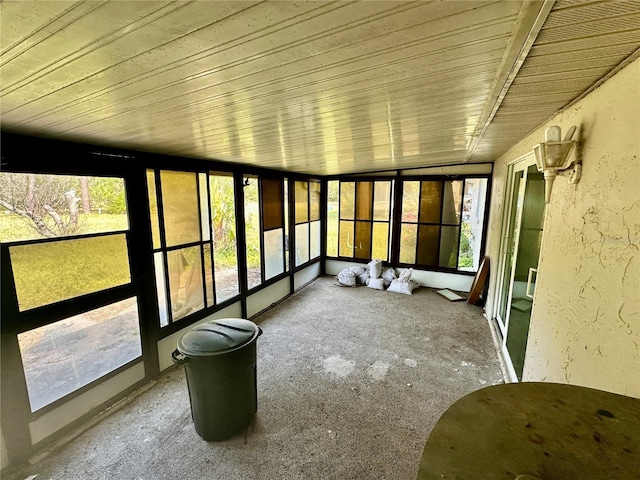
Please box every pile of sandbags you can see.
[335,260,419,295]
[336,265,369,286]
[387,267,420,295]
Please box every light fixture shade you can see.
[533,141,575,172]
[533,125,580,204]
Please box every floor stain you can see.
[403,358,418,368]
[367,361,390,380]
[323,355,356,377]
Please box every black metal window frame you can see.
[394,174,491,274]
[325,173,491,275]
[292,179,322,267]
[150,168,254,331]
[334,179,394,262]
[0,133,325,465]
[258,176,288,282]
[0,166,153,465]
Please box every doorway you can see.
[495,156,545,380]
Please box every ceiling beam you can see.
[465,0,555,163]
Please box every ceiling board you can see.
[1,1,640,175]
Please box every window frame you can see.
[259,176,287,282]
[0,170,147,419]
[328,177,395,263]
[325,174,491,275]
[149,169,248,330]
[395,174,491,274]
[292,179,322,269]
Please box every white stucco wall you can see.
[485,58,640,397]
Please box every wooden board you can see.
[467,256,489,305]
[436,289,466,302]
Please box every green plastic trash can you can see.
[172,318,262,441]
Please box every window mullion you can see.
[258,177,265,284]
[154,170,173,324]
[435,181,445,267]
[195,174,208,307]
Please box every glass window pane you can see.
[439,226,460,268]
[295,181,308,224]
[371,222,389,261]
[154,252,169,327]
[354,221,372,259]
[399,224,417,264]
[356,182,373,221]
[310,220,321,259]
[264,228,284,280]
[417,225,440,266]
[284,179,290,271]
[244,176,262,289]
[215,265,239,304]
[167,246,204,321]
[147,170,161,249]
[442,180,463,225]
[326,181,339,257]
[459,178,488,272]
[262,178,283,230]
[401,181,419,222]
[373,181,391,221]
[339,220,354,257]
[18,297,142,412]
[0,173,129,243]
[203,243,214,306]
[309,181,321,221]
[199,173,210,242]
[160,171,200,247]
[210,174,239,302]
[340,182,355,220]
[419,181,442,224]
[10,234,131,311]
[295,223,309,266]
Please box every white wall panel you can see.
[247,279,290,319]
[29,362,145,444]
[294,263,321,291]
[157,302,242,372]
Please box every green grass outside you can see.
[11,234,131,311]
[0,213,128,243]
[1,213,131,311]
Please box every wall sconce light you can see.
[533,125,581,203]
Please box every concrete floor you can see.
[7,276,504,480]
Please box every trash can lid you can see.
[177,318,260,357]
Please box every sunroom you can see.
[1,0,639,476]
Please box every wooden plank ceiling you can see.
[1,0,639,175]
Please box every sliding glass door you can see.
[495,156,545,380]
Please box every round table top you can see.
[417,382,640,480]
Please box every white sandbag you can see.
[357,271,370,285]
[337,269,356,286]
[367,277,385,290]
[367,259,383,279]
[349,265,366,276]
[388,279,420,295]
[381,267,397,287]
[398,268,413,282]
